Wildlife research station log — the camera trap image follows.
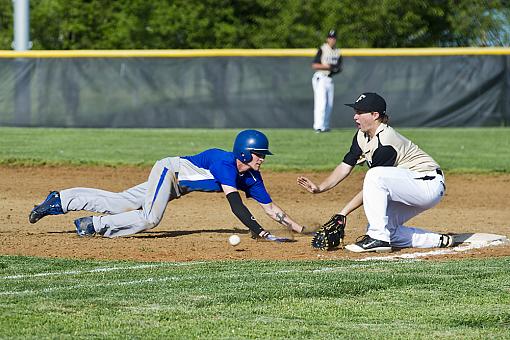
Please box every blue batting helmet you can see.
[233,129,273,163]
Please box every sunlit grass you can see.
[0,127,508,172]
[0,256,509,338]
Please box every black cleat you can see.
[439,234,454,248]
[345,235,392,253]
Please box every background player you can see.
[30,130,306,241]
[298,92,454,252]
[311,29,342,133]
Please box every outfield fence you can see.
[0,48,508,128]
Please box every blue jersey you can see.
[179,149,272,204]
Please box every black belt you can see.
[415,169,443,181]
[315,75,333,79]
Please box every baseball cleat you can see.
[29,191,64,224]
[345,235,392,253]
[74,217,96,237]
[439,234,454,248]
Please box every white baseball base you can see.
[452,233,508,246]
[357,232,508,261]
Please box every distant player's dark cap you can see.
[345,92,387,115]
[327,30,337,38]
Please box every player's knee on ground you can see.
[140,211,163,230]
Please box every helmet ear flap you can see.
[240,151,252,163]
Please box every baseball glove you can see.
[311,214,346,250]
[330,64,342,74]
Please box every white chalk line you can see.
[0,261,206,280]
[0,262,404,297]
[2,239,507,296]
[0,276,183,296]
[2,257,400,283]
[1,270,292,296]
[357,239,509,261]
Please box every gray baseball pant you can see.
[60,157,181,237]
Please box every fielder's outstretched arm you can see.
[339,190,363,216]
[297,162,353,194]
[259,202,305,233]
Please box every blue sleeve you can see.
[244,174,272,204]
[246,182,272,204]
[209,161,238,188]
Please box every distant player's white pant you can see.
[312,72,334,131]
[362,167,446,248]
[60,157,181,237]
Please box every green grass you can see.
[1,127,509,338]
[1,256,509,339]
[0,127,509,172]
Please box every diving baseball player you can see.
[298,92,454,252]
[29,130,306,241]
[312,29,342,132]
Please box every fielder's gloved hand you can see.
[311,214,346,250]
[330,64,342,74]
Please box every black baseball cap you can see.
[345,92,387,115]
[327,30,337,38]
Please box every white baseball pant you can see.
[362,166,446,248]
[312,72,334,131]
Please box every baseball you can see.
[228,234,241,246]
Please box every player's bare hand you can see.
[301,225,321,235]
[297,176,320,193]
[257,231,295,243]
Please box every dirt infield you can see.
[1,166,509,261]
